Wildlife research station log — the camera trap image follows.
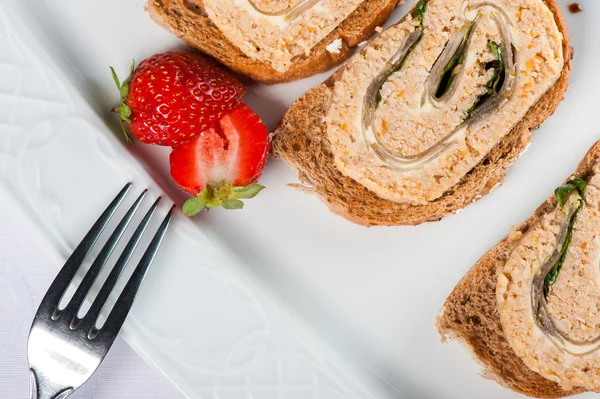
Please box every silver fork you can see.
[27,183,175,399]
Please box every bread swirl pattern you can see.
[327,0,563,205]
[273,0,571,225]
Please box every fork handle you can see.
[29,370,74,399]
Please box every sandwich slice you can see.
[147,0,401,84]
[437,141,600,398]
[273,0,571,226]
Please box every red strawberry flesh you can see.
[170,104,270,197]
[220,104,270,186]
[123,52,245,146]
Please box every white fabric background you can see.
[0,204,182,398]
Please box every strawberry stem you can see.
[182,182,265,216]
[109,60,136,144]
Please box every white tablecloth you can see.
[0,204,182,398]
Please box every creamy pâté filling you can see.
[326,0,564,205]
[203,0,364,72]
[248,0,318,16]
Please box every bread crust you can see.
[147,0,401,84]
[271,0,572,226]
[436,141,600,398]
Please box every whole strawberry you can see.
[111,51,245,146]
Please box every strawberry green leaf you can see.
[232,184,265,199]
[181,182,264,217]
[198,185,212,201]
[205,195,223,209]
[118,120,133,144]
[222,199,244,210]
[198,185,222,209]
[120,60,135,100]
[120,104,132,120]
[110,61,136,144]
[183,197,208,216]
[217,182,233,198]
[110,66,121,90]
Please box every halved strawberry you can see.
[170,104,270,215]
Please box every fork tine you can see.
[37,183,132,317]
[77,196,162,331]
[59,189,148,323]
[90,205,175,341]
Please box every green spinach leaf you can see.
[543,201,581,298]
[554,178,587,207]
[411,0,427,23]
[375,0,427,106]
[465,40,505,116]
[435,22,475,98]
[543,178,587,298]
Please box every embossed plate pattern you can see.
[1,1,598,398]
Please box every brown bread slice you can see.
[146,0,401,84]
[271,0,572,226]
[435,141,600,398]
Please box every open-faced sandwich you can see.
[273,0,571,226]
[146,0,402,84]
[437,141,600,398]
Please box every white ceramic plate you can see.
[0,1,597,398]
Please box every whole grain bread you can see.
[435,141,600,398]
[147,0,401,84]
[271,0,572,226]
